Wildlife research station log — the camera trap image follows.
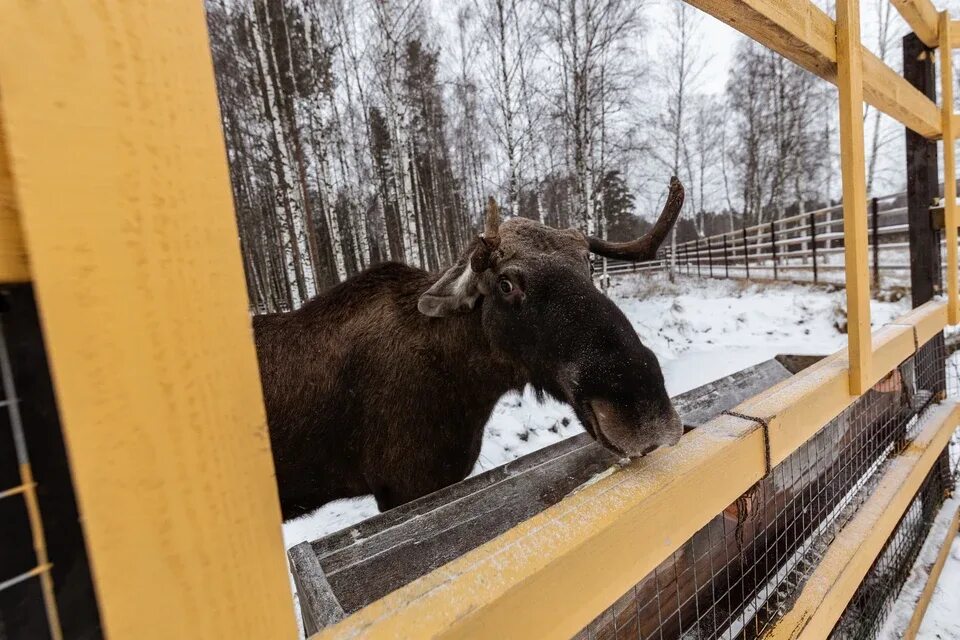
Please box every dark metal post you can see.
[871,197,880,289]
[904,33,944,396]
[809,212,818,284]
[770,221,778,280]
[707,237,713,277]
[904,34,942,306]
[696,239,701,277]
[742,227,750,279]
[722,233,729,278]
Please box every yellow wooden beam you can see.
[952,20,960,47]
[314,300,946,640]
[767,400,960,639]
[685,0,941,139]
[941,13,959,324]
[0,120,29,283]
[904,504,960,639]
[891,0,941,48]
[731,304,933,467]
[0,3,297,638]
[837,0,872,393]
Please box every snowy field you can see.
[282,272,960,638]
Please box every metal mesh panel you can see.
[575,335,957,640]
[831,453,953,640]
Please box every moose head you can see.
[418,178,685,458]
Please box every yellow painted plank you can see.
[891,0,941,48]
[904,504,960,639]
[941,13,959,325]
[768,400,960,639]
[316,415,767,640]
[892,299,949,346]
[685,0,941,139]
[953,20,960,47]
[836,0,872,393]
[0,120,29,283]
[0,3,297,639]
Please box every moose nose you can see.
[590,399,683,458]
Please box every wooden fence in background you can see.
[600,191,935,290]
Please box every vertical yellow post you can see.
[0,3,297,638]
[836,0,872,393]
[941,12,959,325]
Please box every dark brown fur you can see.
[256,262,526,519]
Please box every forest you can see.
[205,0,905,313]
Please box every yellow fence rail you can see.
[0,2,297,638]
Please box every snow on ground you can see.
[282,273,910,548]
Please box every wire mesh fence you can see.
[574,333,957,640]
[832,453,953,640]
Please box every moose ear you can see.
[417,261,485,317]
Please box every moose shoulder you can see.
[255,178,686,521]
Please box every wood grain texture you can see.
[940,13,959,324]
[0,3,297,638]
[767,400,960,639]
[891,0,940,48]
[836,0,872,393]
[0,121,29,283]
[686,0,941,139]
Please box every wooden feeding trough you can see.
[290,357,801,634]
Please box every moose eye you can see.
[498,278,514,295]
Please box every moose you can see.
[255,178,686,520]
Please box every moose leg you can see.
[372,485,399,512]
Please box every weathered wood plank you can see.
[289,543,345,636]
[836,0,872,393]
[0,3,296,637]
